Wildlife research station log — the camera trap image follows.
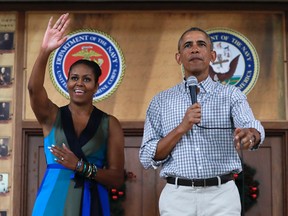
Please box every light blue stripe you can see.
[32,168,62,215]
[44,127,58,164]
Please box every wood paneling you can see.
[21,123,288,216]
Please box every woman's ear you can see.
[94,83,99,94]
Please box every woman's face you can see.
[66,64,98,104]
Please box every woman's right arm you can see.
[28,13,70,134]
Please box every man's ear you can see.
[175,52,181,65]
[210,50,217,63]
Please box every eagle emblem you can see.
[207,28,260,94]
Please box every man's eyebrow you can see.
[183,41,192,45]
[183,40,207,45]
[197,40,208,44]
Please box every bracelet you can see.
[89,164,98,180]
[75,159,83,172]
[82,162,88,175]
[86,164,93,178]
[77,161,98,179]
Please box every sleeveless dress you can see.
[32,105,110,216]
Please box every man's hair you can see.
[68,59,102,83]
[178,27,213,51]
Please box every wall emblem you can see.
[207,28,259,95]
[49,29,125,102]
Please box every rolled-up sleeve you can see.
[231,87,265,147]
[139,95,170,169]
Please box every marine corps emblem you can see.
[49,29,125,102]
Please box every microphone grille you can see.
[186,76,198,86]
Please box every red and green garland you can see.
[109,163,259,215]
[109,170,136,216]
[234,163,260,213]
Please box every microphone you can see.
[186,76,198,104]
[186,76,235,131]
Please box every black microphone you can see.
[187,76,235,130]
[186,76,198,104]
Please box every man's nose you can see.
[191,45,199,53]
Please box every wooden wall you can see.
[24,11,286,121]
[0,1,287,216]
[22,122,288,216]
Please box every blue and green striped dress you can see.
[32,105,110,216]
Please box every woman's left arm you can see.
[94,115,125,188]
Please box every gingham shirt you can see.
[139,76,265,179]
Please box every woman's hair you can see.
[68,59,102,83]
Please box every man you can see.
[0,33,13,50]
[0,211,7,216]
[0,67,11,86]
[0,174,8,193]
[0,102,9,120]
[0,138,8,157]
[0,67,4,84]
[139,27,265,216]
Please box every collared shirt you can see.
[139,76,265,179]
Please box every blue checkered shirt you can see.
[139,76,265,179]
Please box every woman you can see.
[28,13,125,216]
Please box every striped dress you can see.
[32,105,110,216]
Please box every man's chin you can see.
[187,69,202,77]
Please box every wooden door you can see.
[23,129,165,216]
[23,127,288,216]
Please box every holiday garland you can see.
[109,170,136,216]
[234,163,260,213]
[109,163,259,215]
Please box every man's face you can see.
[175,30,216,78]
[4,33,9,40]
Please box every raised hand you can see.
[42,13,70,52]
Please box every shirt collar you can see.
[183,75,215,94]
[198,76,215,94]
